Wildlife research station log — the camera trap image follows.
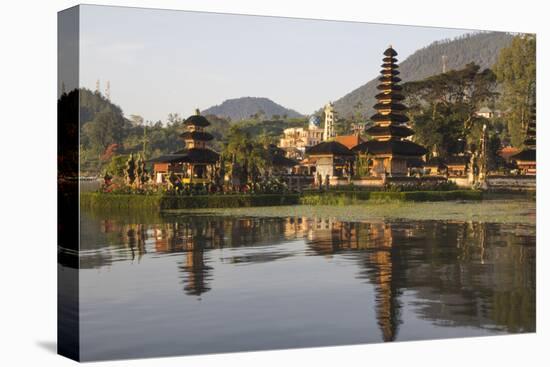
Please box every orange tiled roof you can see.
[335,135,363,149]
[499,146,520,161]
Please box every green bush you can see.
[80,190,482,212]
[80,192,301,211]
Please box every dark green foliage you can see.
[105,155,129,176]
[232,118,307,142]
[81,190,482,212]
[403,63,498,158]
[79,88,125,125]
[494,35,536,147]
[300,190,482,205]
[82,109,127,154]
[80,192,301,210]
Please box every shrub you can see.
[80,192,301,211]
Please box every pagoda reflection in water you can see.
[78,213,535,339]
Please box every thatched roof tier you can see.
[148,148,219,164]
[376,84,403,92]
[184,114,211,127]
[148,154,187,164]
[375,92,405,101]
[353,140,427,157]
[306,141,355,156]
[446,155,470,165]
[179,131,214,141]
[370,113,409,123]
[180,148,219,163]
[380,69,400,76]
[384,47,398,57]
[373,102,407,111]
[382,57,398,63]
[272,154,298,167]
[378,76,402,83]
[510,149,536,162]
[366,125,414,138]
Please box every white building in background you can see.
[323,102,336,141]
[278,115,324,159]
[475,107,503,119]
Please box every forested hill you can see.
[333,32,515,118]
[79,88,126,125]
[203,97,303,122]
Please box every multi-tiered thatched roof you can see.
[353,46,427,158]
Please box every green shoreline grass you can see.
[80,190,490,211]
[80,191,535,224]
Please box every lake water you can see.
[64,205,535,361]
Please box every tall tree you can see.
[223,126,269,185]
[404,63,498,157]
[494,34,536,147]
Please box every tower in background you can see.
[323,102,336,141]
[105,80,111,100]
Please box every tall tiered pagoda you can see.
[511,105,536,175]
[353,46,427,177]
[150,109,220,183]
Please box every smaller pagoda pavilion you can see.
[353,46,427,177]
[511,105,536,175]
[150,109,220,184]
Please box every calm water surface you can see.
[64,208,535,361]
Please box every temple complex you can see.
[150,109,220,183]
[353,46,427,177]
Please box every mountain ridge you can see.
[203,96,303,122]
[331,32,515,118]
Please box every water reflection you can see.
[71,211,535,347]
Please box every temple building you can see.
[424,157,447,176]
[510,105,536,175]
[149,109,220,183]
[353,46,427,177]
[323,102,336,141]
[306,141,355,184]
[445,155,469,177]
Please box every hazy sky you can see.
[80,5,472,122]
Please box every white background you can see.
[0,0,547,366]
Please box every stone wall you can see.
[449,176,470,188]
[486,175,536,191]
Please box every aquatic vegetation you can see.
[167,200,536,224]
